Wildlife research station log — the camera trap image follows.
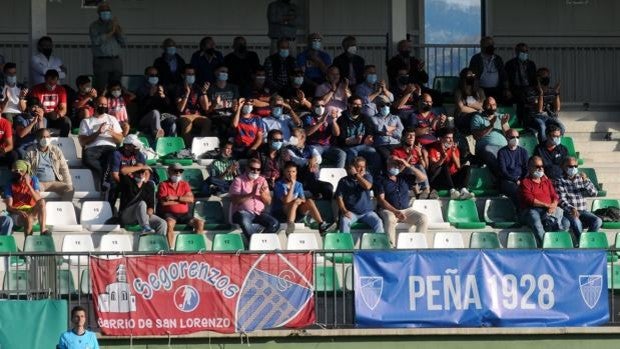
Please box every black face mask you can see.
[205,48,215,55]
[236,45,247,54]
[539,77,550,86]
[485,108,497,116]
[466,76,476,85]
[421,104,432,112]
[41,48,52,57]
[484,45,495,55]
[350,106,361,116]
[397,76,409,85]
[96,106,109,115]
[399,50,411,58]
[12,173,22,181]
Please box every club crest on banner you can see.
[579,275,603,309]
[174,285,200,312]
[360,276,383,310]
[97,264,137,313]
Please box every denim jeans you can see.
[232,210,280,238]
[313,145,346,168]
[521,207,570,242]
[564,209,603,237]
[0,215,14,235]
[529,113,566,144]
[339,211,384,234]
[82,145,117,188]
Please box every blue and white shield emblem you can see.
[360,276,383,310]
[579,275,602,309]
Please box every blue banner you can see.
[354,250,608,327]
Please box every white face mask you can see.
[111,90,122,98]
[39,137,51,148]
[508,137,519,148]
[242,105,254,115]
[347,46,358,55]
[314,106,325,116]
[170,175,181,183]
[248,172,259,180]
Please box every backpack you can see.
[594,207,620,222]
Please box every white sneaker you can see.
[459,188,474,200]
[450,189,460,200]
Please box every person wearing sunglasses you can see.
[229,158,279,238]
[497,128,529,206]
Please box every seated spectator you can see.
[534,125,567,180]
[24,128,73,201]
[407,93,445,136]
[387,39,428,90]
[262,94,301,143]
[336,95,380,173]
[279,67,314,112]
[468,36,509,102]
[315,65,351,117]
[454,68,485,133]
[158,163,205,247]
[525,67,565,143]
[30,36,66,86]
[57,306,99,349]
[229,158,280,238]
[15,98,47,157]
[369,95,404,161]
[303,99,346,168]
[519,155,569,243]
[264,38,297,94]
[135,66,177,138]
[245,66,272,115]
[225,36,260,96]
[107,134,148,210]
[297,33,331,88]
[555,157,602,239]
[392,67,422,115]
[203,141,239,196]
[78,96,123,187]
[105,80,134,136]
[207,65,240,139]
[273,161,334,235]
[497,129,529,206]
[190,36,224,85]
[285,127,333,199]
[505,43,537,123]
[335,157,384,234]
[29,69,71,137]
[232,98,264,158]
[0,102,17,168]
[176,64,211,145]
[4,160,49,236]
[153,38,186,89]
[427,127,473,199]
[1,62,27,121]
[333,36,365,87]
[470,97,510,175]
[376,158,428,245]
[355,64,394,107]
[118,166,167,235]
[390,128,431,198]
[255,130,286,189]
[71,75,97,125]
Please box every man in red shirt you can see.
[390,128,433,198]
[427,127,472,199]
[0,106,17,168]
[232,98,264,158]
[28,69,71,136]
[519,155,570,244]
[157,163,204,247]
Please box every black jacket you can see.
[153,53,187,88]
[468,53,508,89]
[333,53,365,86]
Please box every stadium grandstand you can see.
[0,0,620,348]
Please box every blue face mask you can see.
[566,167,578,178]
[272,106,283,118]
[147,76,159,85]
[388,167,400,176]
[532,169,544,179]
[99,11,112,21]
[185,75,195,85]
[380,105,390,117]
[311,41,321,50]
[279,49,290,58]
[518,52,529,62]
[165,47,176,56]
[242,104,253,115]
[134,176,144,183]
[366,74,378,84]
[217,72,228,82]
[5,75,16,85]
[552,136,561,146]
[270,141,283,150]
[293,76,304,86]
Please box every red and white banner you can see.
[90,253,315,335]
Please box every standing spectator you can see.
[225,36,261,95]
[454,68,485,133]
[376,158,428,246]
[267,0,298,54]
[30,36,66,86]
[24,128,73,200]
[468,36,509,102]
[303,99,346,168]
[0,98,17,168]
[285,127,333,199]
[29,69,71,137]
[4,160,49,236]
[255,130,286,189]
[232,98,264,158]
[72,75,97,125]
[519,156,570,243]
[105,80,134,136]
[107,134,148,210]
[118,167,167,235]
[262,94,301,143]
[190,36,224,85]
[497,129,529,206]
[264,38,297,94]
[333,36,365,87]
[336,95,380,173]
[315,65,351,116]
[387,40,428,90]
[158,163,204,247]
[14,98,47,157]
[229,158,280,238]
[57,306,99,349]
[335,157,384,234]
[505,43,537,122]
[534,125,568,180]
[555,157,602,239]
[525,67,565,143]
[89,2,125,91]
[369,95,404,162]
[153,38,186,89]
[203,141,239,196]
[135,66,177,138]
[390,128,431,198]
[78,96,123,187]
[470,96,510,175]
[176,65,211,145]
[297,33,331,88]
[245,66,272,115]
[427,127,473,199]
[1,63,27,121]
[355,64,393,106]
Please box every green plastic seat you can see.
[138,136,157,165]
[447,200,486,229]
[360,233,390,250]
[175,234,207,252]
[154,167,169,182]
[194,201,233,230]
[497,105,521,129]
[3,270,29,292]
[519,133,538,157]
[323,233,354,263]
[314,265,341,292]
[608,265,620,290]
[506,232,538,249]
[23,235,55,252]
[469,232,500,249]
[182,169,205,194]
[468,166,498,196]
[350,221,372,230]
[484,198,520,228]
[56,269,76,295]
[137,234,170,252]
[542,232,573,249]
[579,232,616,262]
[80,269,90,295]
[580,168,606,197]
[71,128,80,135]
[212,233,244,252]
[591,199,620,229]
[0,235,25,266]
[156,137,191,165]
[560,137,584,165]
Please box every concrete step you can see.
[562,121,620,133]
[567,132,620,142]
[571,140,620,153]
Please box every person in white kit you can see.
[30,36,66,86]
[1,62,27,121]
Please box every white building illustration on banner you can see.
[98,264,137,313]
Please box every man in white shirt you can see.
[30,36,66,86]
[78,96,123,188]
[1,62,27,121]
